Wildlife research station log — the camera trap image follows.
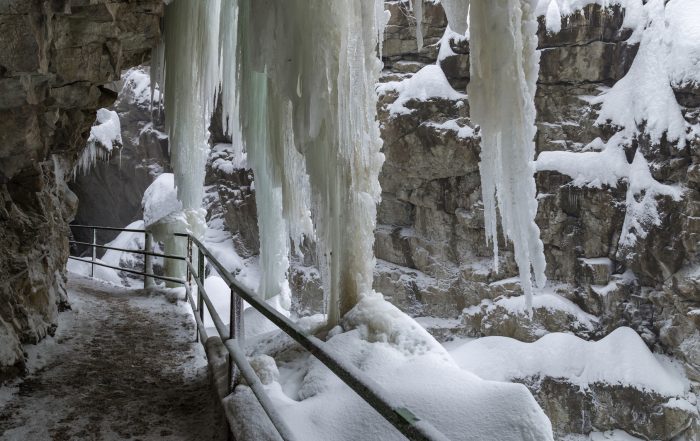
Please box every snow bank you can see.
[450,327,690,396]
[377,65,466,115]
[142,173,183,228]
[265,293,554,441]
[67,258,122,286]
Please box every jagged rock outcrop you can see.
[0,0,163,378]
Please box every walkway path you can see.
[0,275,226,441]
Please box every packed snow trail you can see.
[0,275,225,441]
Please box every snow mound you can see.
[121,67,160,107]
[102,220,146,269]
[425,119,475,139]
[210,143,247,175]
[535,0,645,34]
[561,430,645,441]
[88,108,122,152]
[74,108,122,176]
[450,327,690,397]
[266,293,554,441]
[377,65,466,115]
[142,173,183,228]
[67,258,122,286]
[484,291,598,330]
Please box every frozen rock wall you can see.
[0,0,163,378]
[208,1,699,438]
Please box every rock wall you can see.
[70,66,170,248]
[0,0,163,377]
[375,1,699,438]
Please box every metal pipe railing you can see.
[71,224,147,233]
[68,225,451,441]
[177,233,450,441]
[67,255,184,285]
[69,240,186,261]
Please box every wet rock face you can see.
[0,0,162,376]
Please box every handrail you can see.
[69,240,186,261]
[71,224,147,233]
[67,225,451,441]
[68,255,184,285]
[177,233,450,441]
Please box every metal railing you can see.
[68,225,451,441]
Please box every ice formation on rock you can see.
[537,0,696,248]
[218,0,387,324]
[440,0,547,309]
[150,0,223,281]
[74,108,122,176]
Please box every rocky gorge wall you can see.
[208,1,699,438]
[0,0,163,377]
[29,0,699,438]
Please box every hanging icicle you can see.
[443,0,547,310]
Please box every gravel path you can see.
[0,275,226,441]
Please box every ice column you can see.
[444,0,547,309]
[227,0,386,324]
[151,0,222,282]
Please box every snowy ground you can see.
[0,275,226,441]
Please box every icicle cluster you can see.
[150,0,221,282]
[228,0,387,323]
[156,0,386,323]
[74,108,122,177]
[439,0,547,309]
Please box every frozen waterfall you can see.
[158,0,546,316]
[437,0,548,309]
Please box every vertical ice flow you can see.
[443,0,547,309]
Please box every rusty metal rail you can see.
[67,225,451,441]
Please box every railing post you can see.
[229,286,244,392]
[91,227,96,278]
[197,248,205,343]
[186,235,193,286]
[144,231,154,289]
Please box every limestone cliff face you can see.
[0,0,163,377]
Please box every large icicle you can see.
[444,0,547,309]
[151,0,222,282]
[224,0,385,325]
